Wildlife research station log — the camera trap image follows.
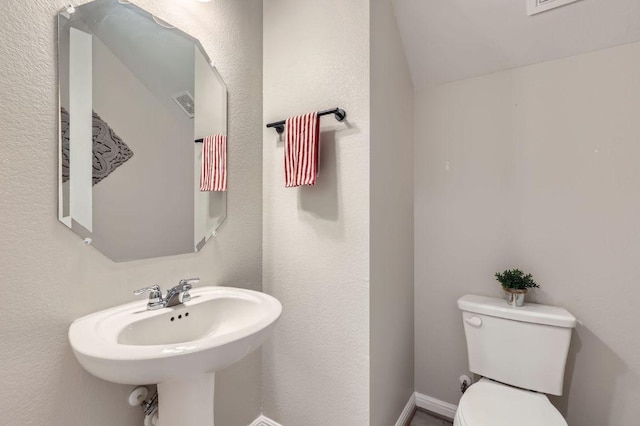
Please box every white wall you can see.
[0,0,262,425]
[370,0,415,424]
[262,0,371,424]
[415,41,640,425]
[68,27,94,231]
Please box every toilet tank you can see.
[458,294,577,396]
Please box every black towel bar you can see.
[266,108,346,134]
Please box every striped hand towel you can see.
[284,112,320,187]
[200,134,227,192]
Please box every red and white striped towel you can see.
[284,112,320,187]
[200,134,227,192]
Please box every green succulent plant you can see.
[495,269,539,290]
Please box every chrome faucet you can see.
[134,278,199,310]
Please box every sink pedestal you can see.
[157,373,215,426]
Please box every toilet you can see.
[455,294,577,426]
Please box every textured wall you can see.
[414,41,640,425]
[261,0,371,424]
[370,0,415,424]
[0,0,262,425]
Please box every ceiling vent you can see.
[172,90,195,118]
[527,0,581,16]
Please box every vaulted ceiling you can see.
[393,0,640,90]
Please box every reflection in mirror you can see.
[58,0,227,262]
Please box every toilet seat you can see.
[454,378,567,426]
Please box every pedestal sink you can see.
[68,286,281,426]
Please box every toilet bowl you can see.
[453,378,566,426]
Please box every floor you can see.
[410,409,454,426]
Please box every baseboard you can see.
[395,392,417,426]
[253,393,455,426]
[249,414,283,426]
[415,392,458,420]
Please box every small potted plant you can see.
[495,269,539,307]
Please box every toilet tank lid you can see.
[458,294,577,328]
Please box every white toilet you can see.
[455,294,577,426]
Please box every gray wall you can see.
[370,0,415,424]
[262,0,371,424]
[414,41,640,426]
[91,36,194,261]
[0,0,263,425]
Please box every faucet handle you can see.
[134,285,162,296]
[177,278,198,303]
[134,285,163,310]
[178,278,199,290]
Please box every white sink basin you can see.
[69,286,281,425]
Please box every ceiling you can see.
[393,0,640,90]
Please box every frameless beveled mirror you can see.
[58,0,227,262]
